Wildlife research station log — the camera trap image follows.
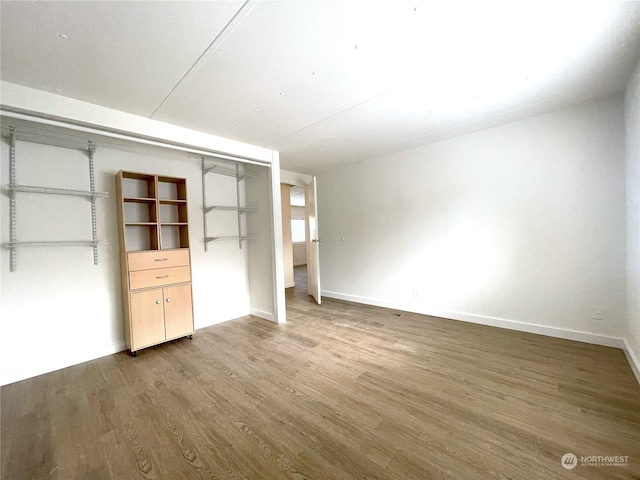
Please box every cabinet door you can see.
[130,289,166,349]
[163,284,194,339]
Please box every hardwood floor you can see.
[2,265,639,479]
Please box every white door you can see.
[305,177,321,304]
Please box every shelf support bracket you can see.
[236,163,243,249]
[9,127,17,272]
[201,157,208,252]
[88,141,99,265]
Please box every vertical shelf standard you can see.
[201,157,256,250]
[116,171,194,356]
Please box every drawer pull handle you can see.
[156,275,170,279]
[166,298,172,302]
[156,300,161,304]
[154,258,168,262]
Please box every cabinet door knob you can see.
[166,298,172,302]
[156,300,161,304]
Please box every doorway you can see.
[284,265,311,303]
[290,184,307,268]
[280,176,321,304]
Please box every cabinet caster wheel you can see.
[187,334,193,339]
[131,351,138,357]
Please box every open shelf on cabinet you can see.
[117,171,190,251]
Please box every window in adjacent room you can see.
[291,219,305,242]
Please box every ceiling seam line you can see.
[262,89,392,148]
[149,0,259,119]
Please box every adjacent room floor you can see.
[2,266,639,479]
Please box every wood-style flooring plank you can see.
[2,266,639,479]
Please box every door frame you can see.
[280,170,321,304]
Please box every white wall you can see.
[0,139,252,385]
[625,59,640,382]
[318,95,626,346]
[293,244,307,267]
[291,206,306,221]
[280,170,312,186]
[245,163,279,321]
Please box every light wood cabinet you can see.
[116,171,194,356]
[164,284,194,339]
[129,285,194,351]
[129,265,191,290]
[130,289,166,349]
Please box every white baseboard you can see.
[285,281,295,288]
[0,341,126,387]
[195,310,250,330]
[323,291,640,387]
[4,296,635,388]
[1,309,275,386]
[195,317,234,330]
[623,338,640,386]
[251,308,275,322]
[322,290,626,349]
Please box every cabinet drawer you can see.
[128,249,190,271]
[129,266,191,290]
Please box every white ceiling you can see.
[1,1,639,173]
